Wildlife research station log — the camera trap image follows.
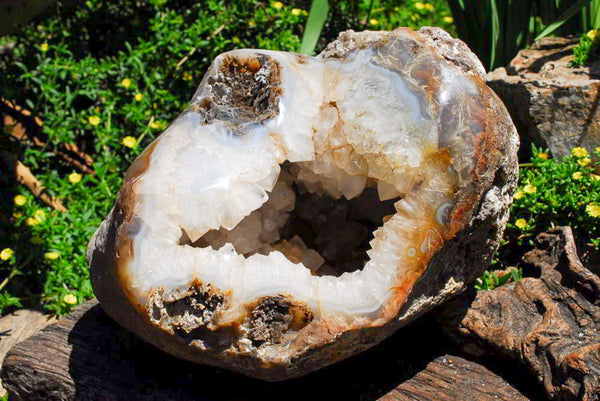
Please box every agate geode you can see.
[88,27,519,381]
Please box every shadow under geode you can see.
[67,302,453,401]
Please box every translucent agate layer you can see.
[88,27,519,381]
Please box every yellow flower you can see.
[587,29,598,42]
[14,194,27,206]
[68,172,82,183]
[411,13,420,21]
[591,174,600,181]
[515,218,527,229]
[40,43,49,52]
[587,203,600,218]
[121,78,132,88]
[122,136,137,148]
[415,2,425,10]
[571,147,589,158]
[182,71,193,81]
[34,210,46,222]
[63,294,78,305]
[26,217,38,226]
[572,171,583,180]
[523,184,537,194]
[272,1,284,9]
[537,152,549,160]
[12,211,23,219]
[443,16,454,23]
[248,20,256,27]
[513,191,524,200]
[291,8,302,16]
[424,3,434,11]
[578,158,591,167]
[44,251,60,260]
[369,18,379,26]
[150,120,165,130]
[596,147,600,153]
[0,248,13,261]
[30,236,44,245]
[134,93,143,101]
[88,115,101,126]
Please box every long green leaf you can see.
[300,0,330,55]
[534,0,588,41]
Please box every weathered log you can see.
[2,300,529,401]
[440,227,600,401]
[0,309,57,396]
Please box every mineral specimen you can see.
[88,27,519,381]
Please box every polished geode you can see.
[88,27,519,381]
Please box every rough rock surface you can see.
[88,27,518,380]
[487,37,600,159]
[440,227,600,401]
[2,299,530,401]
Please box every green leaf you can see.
[299,0,330,55]
[535,0,588,41]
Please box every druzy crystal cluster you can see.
[88,27,518,380]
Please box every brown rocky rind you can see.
[88,27,519,381]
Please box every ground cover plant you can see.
[0,0,454,316]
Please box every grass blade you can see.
[300,0,330,55]
[535,0,589,41]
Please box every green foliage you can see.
[475,267,522,291]
[571,29,600,66]
[446,0,600,71]
[300,0,455,55]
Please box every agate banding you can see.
[88,27,519,381]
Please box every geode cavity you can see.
[88,27,519,381]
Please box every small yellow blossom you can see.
[272,1,284,9]
[523,184,537,194]
[134,93,143,101]
[30,236,44,245]
[121,78,132,88]
[63,294,78,305]
[150,120,165,130]
[513,191,524,200]
[411,13,420,21]
[586,203,600,218]
[591,174,600,181]
[515,218,527,229]
[571,147,589,158]
[0,248,13,261]
[40,43,49,52]
[291,8,302,16]
[425,3,434,11]
[14,194,27,206]
[68,172,82,183]
[248,20,256,27]
[578,158,591,167]
[587,29,598,42]
[443,16,454,23]
[596,147,600,153]
[44,251,60,260]
[88,115,101,126]
[572,171,583,180]
[183,71,193,81]
[34,210,46,222]
[122,136,137,148]
[369,18,379,26]
[415,2,425,10]
[12,211,23,219]
[537,152,549,160]
[26,217,38,226]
